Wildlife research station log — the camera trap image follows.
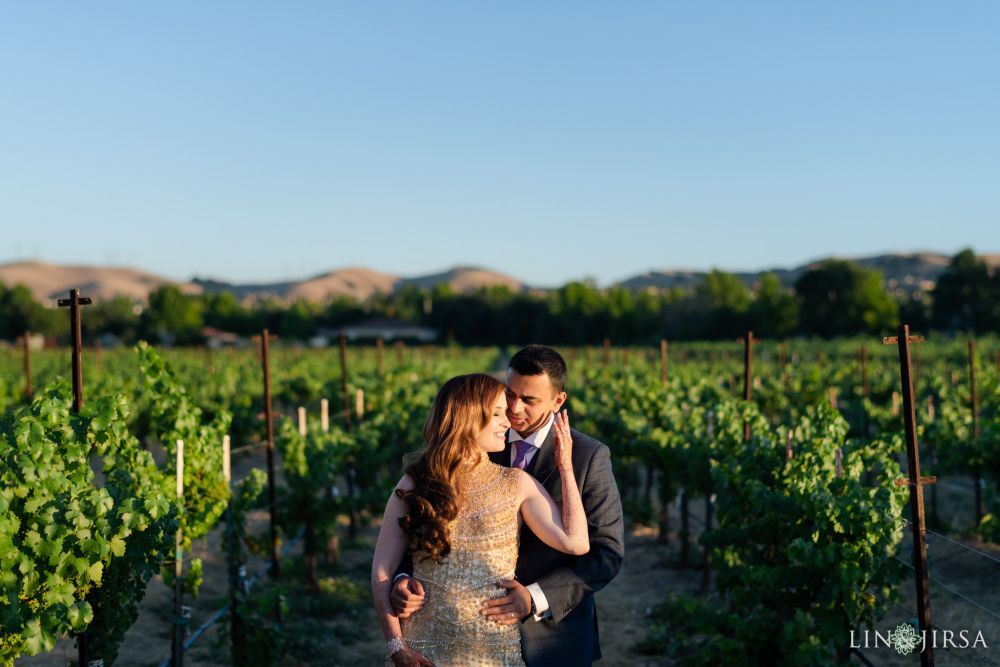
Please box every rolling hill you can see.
[1,252,995,304]
[0,261,201,303]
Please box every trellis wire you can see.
[154,533,302,667]
[902,517,1000,568]
[892,556,1000,624]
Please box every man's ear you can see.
[553,391,568,411]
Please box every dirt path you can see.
[594,526,697,667]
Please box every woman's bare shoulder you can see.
[396,474,416,492]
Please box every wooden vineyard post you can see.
[57,289,92,413]
[256,330,281,586]
[57,290,99,667]
[654,341,670,545]
[394,340,404,367]
[339,334,359,538]
[884,325,936,667]
[172,441,185,667]
[660,339,668,388]
[926,396,939,526]
[376,337,385,378]
[318,398,340,565]
[860,345,870,399]
[699,410,716,593]
[20,330,32,399]
[223,435,231,489]
[339,335,352,428]
[356,388,365,420]
[297,409,319,587]
[860,345,870,435]
[968,339,982,526]
[223,434,246,666]
[602,338,611,365]
[738,331,756,442]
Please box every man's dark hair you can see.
[508,345,567,394]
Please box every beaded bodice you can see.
[400,461,526,667]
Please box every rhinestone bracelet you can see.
[386,636,407,657]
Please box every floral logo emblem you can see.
[891,623,920,655]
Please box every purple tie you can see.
[511,440,533,470]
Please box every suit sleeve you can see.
[533,444,625,624]
[394,551,413,580]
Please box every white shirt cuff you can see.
[526,582,552,621]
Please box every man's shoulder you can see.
[568,428,610,458]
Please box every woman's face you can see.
[475,392,511,454]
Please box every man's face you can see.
[504,369,567,437]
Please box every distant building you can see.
[201,327,248,350]
[312,318,437,346]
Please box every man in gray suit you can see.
[392,345,625,665]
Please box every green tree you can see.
[280,300,321,339]
[0,283,61,341]
[320,296,367,329]
[606,286,636,341]
[795,261,897,337]
[694,270,750,338]
[202,291,258,334]
[85,296,140,341]
[749,273,799,338]
[140,285,204,345]
[660,288,705,340]
[898,293,932,332]
[931,249,999,333]
[550,280,610,344]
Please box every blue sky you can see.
[1,2,998,287]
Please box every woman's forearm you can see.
[372,576,403,640]
[558,466,589,553]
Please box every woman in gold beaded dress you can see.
[371,374,589,667]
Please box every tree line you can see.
[2,250,998,345]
